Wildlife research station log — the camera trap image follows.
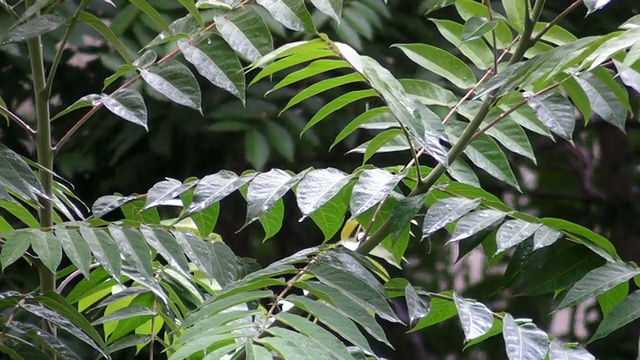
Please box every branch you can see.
[531,0,583,44]
[0,105,36,134]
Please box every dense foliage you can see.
[1,0,640,359]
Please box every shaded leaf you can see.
[591,290,640,343]
[79,227,121,279]
[1,231,32,270]
[54,228,93,277]
[405,284,430,327]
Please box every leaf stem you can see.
[484,0,499,72]
[45,0,87,97]
[0,1,19,20]
[0,105,36,134]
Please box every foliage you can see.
[0,0,639,359]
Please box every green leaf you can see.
[496,219,541,254]
[78,11,132,64]
[405,285,430,327]
[264,121,295,161]
[178,0,204,27]
[0,144,46,201]
[257,0,315,32]
[129,0,169,31]
[484,116,536,164]
[549,341,594,360]
[332,107,391,149]
[8,321,81,360]
[215,6,274,62]
[302,89,377,135]
[20,303,107,358]
[259,334,320,359]
[251,49,335,86]
[559,262,640,309]
[100,89,148,130]
[179,36,245,102]
[502,315,548,360]
[389,194,427,243]
[208,241,238,287]
[312,252,400,323]
[560,75,592,123]
[453,293,493,342]
[411,291,457,331]
[400,78,458,107]
[296,168,352,219]
[246,343,272,360]
[449,209,506,243]
[584,0,613,15]
[91,194,135,218]
[79,227,121,279]
[455,0,514,48]
[245,130,270,170]
[540,217,619,261]
[597,281,628,316]
[185,171,247,216]
[285,295,374,354]
[430,19,495,70]
[461,17,497,42]
[532,225,563,250]
[92,305,155,325]
[350,168,404,218]
[249,38,327,69]
[267,59,351,95]
[171,230,214,278]
[140,60,201,111]
[1,231,31,270]
[310,0,343,22]
[590,290,640,342]
[447,158,481,187]
[144,178,195,209]
[310,185,350,241]
[501,0,525,32]
[277,313,354,360]
[31,232,62,273]
[575,69,629,131]
[0,201,39,228]
[282,73,364,114]
[107,334,152,354]
[422,197,481,238]
[362,129,405,164]
[446,121,520,190]
[189,202,219,236]
[506,241,605,296]
[1,15,64,45]
[108,226,154,280]
[243,169,301,226]
[139,226,190,277]
[392,43,476,89]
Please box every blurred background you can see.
[1,0,639,358]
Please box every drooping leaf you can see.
[243,169,302,227]
[285,295,374,354]
[79,227,121,279]
[215,6,274,62]
[179,36,245,102]
[405,285,430,327]
[140,226,190,277]
[8,321,81,360]
[496,220,541,254]
[1,15,64,45]
[502,315,549,360]
[389,194,427,242]
[30,232,62,273]
[171,230,214,278]
[590,290,640,343]
[447,158,480,187]
[108,226,154,281]
[1,231,31,270]
[256,0,315,32]
[446,121,520,190]
[0,144,46,201]
[461,17,498,42]
[186,171,247,216]
[548,341,594,360]
[575,69,629,131]
[54,228,92,277]
[449,209,506,243]
[100,89,148,130]
[349,168,404,218]
[453,293,493,342]
[559,262,640,309]
[422,197,482,239]
[140,60,201,111]
[310,0,343,22]
[392,43,476,89]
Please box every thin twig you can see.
[149,295,157,360]
[0,299,26,345]
[55,263,100,293]
[0,1,19,20]
[0,105,36,134]
[484,0,499,72]
[531,0,583,44]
